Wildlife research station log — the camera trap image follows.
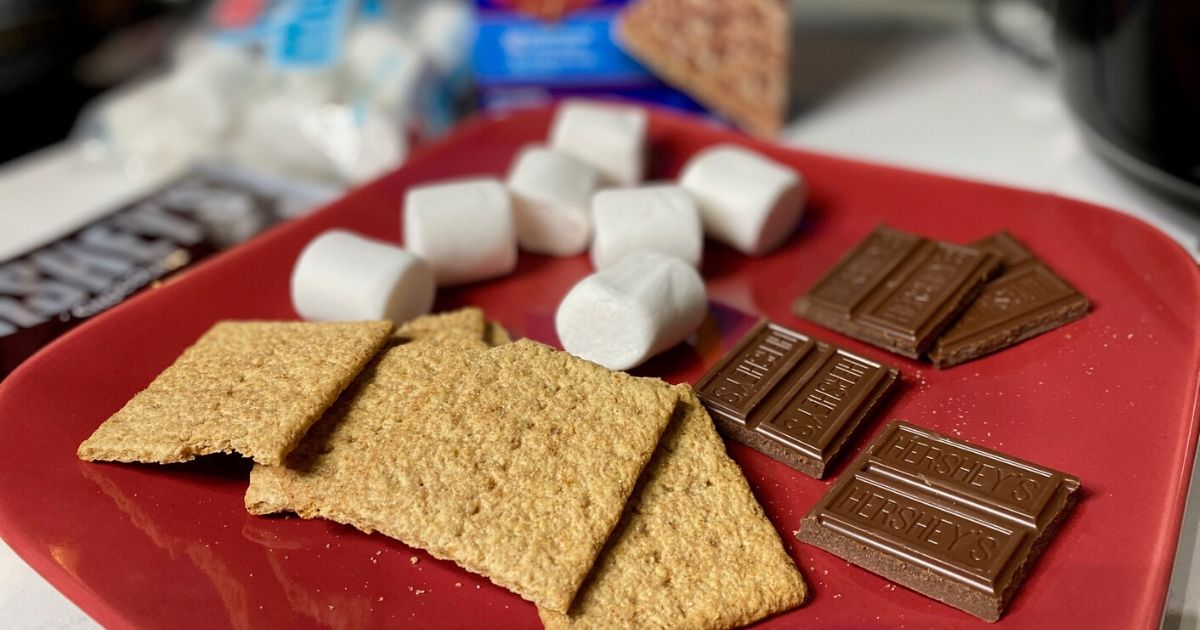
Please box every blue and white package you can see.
[269,0,358,68]
[471,0,705,112]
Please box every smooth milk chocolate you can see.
[694,320,899,478]
[796,421,1080,622]
[792,226,1000,359]
[929,232,1089,368]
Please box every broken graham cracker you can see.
[247,313,489,531]
[247,336,679,613]
[792,225,1001,359]
[246,309,492,522]
[796,421,1080,622]
[77,320,393,466]
[929,232,1089,368]
[539,386,807,630]
[619,0,790,136]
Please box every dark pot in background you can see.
[1054,0,1200,204]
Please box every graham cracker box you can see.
[471,0,705,113]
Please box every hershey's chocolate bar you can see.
[930,232,1089,368]
[792,225,1000,359]
[694,320,899,478]
[796,421,1080,622]
[0,164,336,378]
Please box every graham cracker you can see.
[396,307,486,339]
[246,336,679,613]
[540,386,807,629]
[77,320,393,466]
[246,316,488,519]
[619,0,790,136]
[485,320,513,346]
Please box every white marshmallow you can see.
[507,145,601,256]
[549,100,647,186]
[403,178,517,285]
[679,144,806,256]
[291,230,434,324]
[590,185,703,270]
[555,252,707,371]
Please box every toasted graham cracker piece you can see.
[540,386,807,630]
[247,336,679,613]
[78,321,393,466]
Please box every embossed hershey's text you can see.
[699,325,805,413]
[760,352,876,449]
[826,478,1017,586]
[872,427,1056,521]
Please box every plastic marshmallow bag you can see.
[74,0,475,189]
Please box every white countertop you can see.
[1,27,1197,630]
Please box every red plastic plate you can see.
[0,108,1197,630]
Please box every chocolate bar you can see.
[796,421,1080,622]
[0,163,336,378]
[694,320,899,478]
[929,232,1089,368]
[792,225,1001,359]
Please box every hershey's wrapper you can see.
[0,162,337,378]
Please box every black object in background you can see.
[1055,0,1200,204]
[0,0,195,164]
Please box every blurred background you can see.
[1,0,1200,627]
[3,1,1199,214]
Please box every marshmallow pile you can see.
[289,100,808,370]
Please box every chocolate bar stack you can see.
[793,226,1089,367]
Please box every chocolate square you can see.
[796,421,1080,621]
[695,320,899,478]
[929,232,1089,368]
[792,225,1001,359]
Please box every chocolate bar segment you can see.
[695,320,899,478]
[929,232,1089,368]
[796,421,1080,622]
[792,226,1001,359]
